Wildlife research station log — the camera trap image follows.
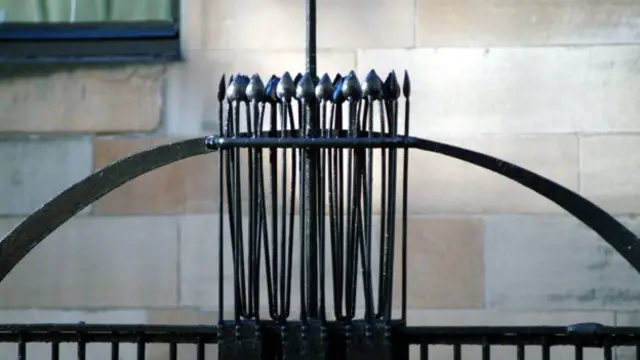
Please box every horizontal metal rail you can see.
[0,323,639,344]
[1,323,640,360]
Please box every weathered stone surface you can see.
[393,217,485,309]
[485,215,640,310]
[417,0,640,46]
[581,135,640,215]
[0,137,92,215]
[0,66,164,133]
[203,0,414,50]
[358,47,640,134]
[0,216,179,308]
[181,0,204,50]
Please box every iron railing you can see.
[1,323,640,359]
[1,0,640,359]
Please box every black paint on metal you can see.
[205,130,640,275]
[281,320,327,360]
[0,29,639,360]
[345,321,392,360]
[304,0,320,322]
[2,323,640,359]
[218,322,262,360]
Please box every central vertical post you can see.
[304,0,319,319]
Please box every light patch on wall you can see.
[0,8,4,23]
[69,0,76,22]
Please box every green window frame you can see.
[0,0,181,63]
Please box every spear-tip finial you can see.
[332,73,343,86]
[293,73,303,87]
[315,73,334,101]
[341,71,362,101]
[402,70,411,98]
[295,72,316,101]
[276,72,295,101]
[217,75,226,102]
[384,71,400,100]
[265,75,280,103]
[332,77,345,104]
[226,73,249,102]
[246,74,266,102]
[362,69,383,100]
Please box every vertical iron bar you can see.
[420,344,429,360]
[18,333,26,360]
[453,344,461,360]
[541,339,550,360]
[233,101,247,317]
[137,335,145,360]
[267,87,279,321]
[247,100,257,318]
[256,101,267,319]
[319,95,328,323]
[300,99,309,321]
[363,95,375,320]
[383,87,399,321]
[305,0,319,319]
[225,96,241,322]
[286,102,298,321]
[517,344,525,360]
[574,345,583,360]
[603,342,612,360]
[77,332,86,360]
[306,0,317,76]
[169,343,177,360]
[481,339,490,360]
[218,76,226,322]
[376,99,388,319]
[51,339,60,360]
[111,340,119,360]
[197,336,205,360]
[400,72,411,322]
[279,100,288,321]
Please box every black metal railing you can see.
[0,69,639,360]
[2,323,640,359]
[1,0,640,359]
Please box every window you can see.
[0,0,181,63]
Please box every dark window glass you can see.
[0,0,181,63]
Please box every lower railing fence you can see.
[1,323,639,359]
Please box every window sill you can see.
[0,21,182,64]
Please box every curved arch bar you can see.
[1,131,639,285]
[408,136,640,273]
[210,134,640,273]
[0,137,214,282]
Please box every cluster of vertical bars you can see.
[216,69,411,322]
[214,69,411,359]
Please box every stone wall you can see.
[1,0,640,359]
